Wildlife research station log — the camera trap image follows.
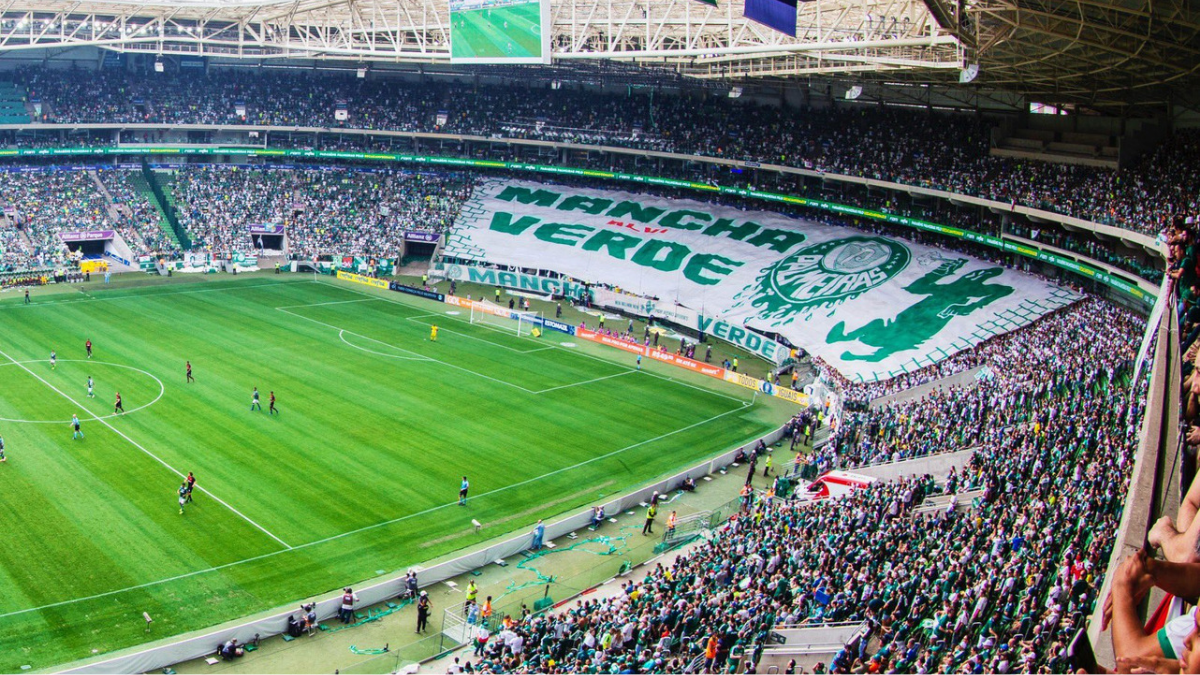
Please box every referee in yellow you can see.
[430,325,439,341]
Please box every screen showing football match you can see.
[449,0,550,64]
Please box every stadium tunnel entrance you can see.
[66,238,107,258]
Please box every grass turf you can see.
[0,275,783,670]
[451,3,543,60]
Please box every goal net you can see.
[470,299,542,337]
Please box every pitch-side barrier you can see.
[57,423,788,674]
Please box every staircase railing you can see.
[140,161,191,250]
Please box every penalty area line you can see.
[0,402,752,621]
[0,346,294,552]
[311,280,749,405]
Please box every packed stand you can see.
[12,67,1199,237]
[172,166,473,256]
[1092,214,1200,675]
[462,297,1142,674]
[0,169,176,271]
[99,171,179,257]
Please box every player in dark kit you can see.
[269,391,278,415]
[114,392,124,414]
[85,339,93,359]
[185,471,196,503]
[186,361,194,383]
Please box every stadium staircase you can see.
[756,621,869,673]
[0,81,31,124]
[90,171,155,252]
[128,169,186,250]
[911,489,985,517]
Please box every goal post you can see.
[470,299,543,337]
[515,311,544,338]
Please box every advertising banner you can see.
[697,316,787,364]
[442,294,574,335]
[443,179,1080,382]
[336,270,389,290]
[248,224,285,235]
[432,261,589,300]
[404,231,442,243]
[590,287,784,363]
[60,230,114,242]
[574,328,806,405]
[389,282,446,302]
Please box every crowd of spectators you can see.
[458,298,1143,674]
[0,69,1180,673]
[819,299,1138,470]
[171,166,473,257]
[104,171,179,256]
[0,168,174,271]
[1078,214,1200,674]
[9,67,1199,237]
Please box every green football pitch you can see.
[451,3,543,60]
[0,275,782,670]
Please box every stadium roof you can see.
[0,0,1195,113]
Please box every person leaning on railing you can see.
[1102,548,1200,673]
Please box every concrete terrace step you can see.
[127,172,182,249]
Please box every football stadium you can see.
[0,0,1194,673]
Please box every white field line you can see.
[551,341,749,404]
[0,346,294,551]
[0,403,750,621]
[0,279,312,311]
[314,280,750,405]
[275,298,378,310]
[338,330,435,361]
[402,313,555,354]
[0,359,165,424]
[276,306,539,393]
[281,303,634,395]
[533,370,636,394]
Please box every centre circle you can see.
[0,360,166,424]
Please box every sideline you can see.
[0,403,750,622]
[0,346,295,551]
[0,278,309,311]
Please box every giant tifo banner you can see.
[443,179,1081,382]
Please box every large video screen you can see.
[449,0,550,64]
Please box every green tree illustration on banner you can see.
[828,259,1014,362]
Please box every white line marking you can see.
[304,281,748,401]
[275,298,378,310]
[546,340,749,404]
[277,305,541,394]
[0,360,165,424]
[280,305,626,395]
[338,330,434,361]
[404,314,555,354]
[279,305,538,392]
[0,279,309,311]
[315,280,749,404]
[0,346,294,551]
[533,370,636,394]
[0,402,751,621]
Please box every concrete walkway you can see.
[869,366,983,409]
